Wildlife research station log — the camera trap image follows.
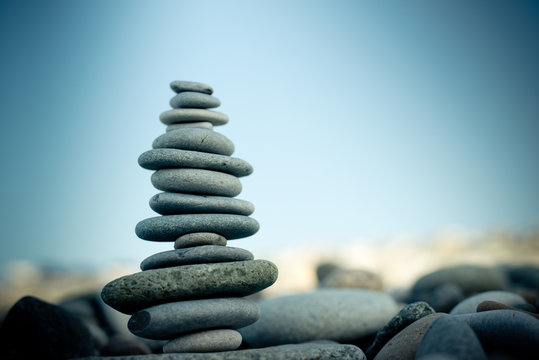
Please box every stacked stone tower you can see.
[101,81,278,353]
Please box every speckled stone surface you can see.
[140,246,253,270]
[170,81,213,95]
[163,329,242,353]
[128,298,260,339]
[174,233,227,248]
[166,122,214,131]
[149,192,254,216]
[160,109,229,126]
[101,260,278,314]
[152,128,234,156]
[139,149,253,177]
[170,92,220,109]
[151,168,242,197]
[135,214,259,241]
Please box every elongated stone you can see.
[151,169,242,197]
[166,122,214,131]
[135,214,259,241]
[170,81,213,95]
[160,109,229,126]
[139,149,253,177]
[101,260,278,314]
[128,298,259,339]
[150,192,254,216]
[140,246,253,270]
[153,128,234,156]
[175,233,227,248]
[170,92,220,109]
[163,329,242,353]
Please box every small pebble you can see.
[476,300,539,319]
[151,168,242,197]
[175,232,227,248]
[166,122,214,130]
[170,92,220,109]
[449,290,526,315]
[160,109,229,126]
[163,329,242,353]
[149,192,254,216]
[152,128,234,156]
[170,81,213,94]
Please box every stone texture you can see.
[139,149,253,177]
[427,283,464,313]
[239,289,399,347]
[316,262,341,282]
[101,260,278,314]
[476,300,539,319]
[153,128,234,156]
[135,214,259,241]
[170,92,220,109]
[151,168,242,197]
[75,343,366,360]
[140,246,253,270]
[170,81,213,95]
[163,329,242,353]
[365,301,435,359]
[373,313,446,360]
[160,109,229,126]
[449,290,526,314]
[150,192,254,216]
[166,122,214,131]
[174,232,227,248]
[319,268,383,290]
[128,298,260,339]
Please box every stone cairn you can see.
[101,81,278,353]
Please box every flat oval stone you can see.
[128,298,259,340]
[136,214,259,241]
[449,291,526,315]
[138,149,253,177]
[163,329,242,353]
[149,192,254,216]
[175,233,227,248]
[152,128,234,156]
[160,109,229,126]
[151,169,242,197]
[101,260,278,314]
[170,92,220,109]
[170,81,213,95]
[166,122,213,131]
[140,246,254,270]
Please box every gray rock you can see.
[160,109,229,126]
[135,214,259,241]
[319,268,383,290]
[151,168,242,197]
[175,232,227,248]
[101,260,278,314]
[150,192,254,216]
[415,316,487,360]
[75,343,366,360]
[373,313,446,360]
[128,298,259,340]
[316,262,341,282]
[365,301,435,359]
[167,122,214,131]
[427,283,464,313]
[153,128,234,156]
[170,81,213,95]
[163,329,242,353]
[170,92,220,109]
[239,289,399,347]
[139,149,253,177]
[449,290,526,314]
[140,246,253,270]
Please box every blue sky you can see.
[1,1,538,269]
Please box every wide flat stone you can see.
[175,233,227,248]
[238,289,399,347]
[128,298,259,340]
[153,128,234,156]
[170,92,220,109]
[151,169,242,197]
[160,109,229,126]
[101,260,278,314]
[163,329,242,353]
[170,81,213,95]
[166,122,214,131]
[149,192,254,216]
[135,214,259,241]
[73,343,366,360]
[139,149,253,177]
[140,246,253,270]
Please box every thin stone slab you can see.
[163,329,242,353]
[160,109,229,126]
[136,214,259,241]
[140,246,253,270]
[153,128,234,156]
[170,81,213,95]
[166,122,214,131]
[150,192,254,216]
[170,92,220,109]
[73,343,366,360]
[151,169,242,197]
[101,260,278,314]
[139,149,253,177]
[175,233,227,248]
[128,298,259,339]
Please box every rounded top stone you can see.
[170,92,221,109]
[170,81,213,95]
[152,128,234,156]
